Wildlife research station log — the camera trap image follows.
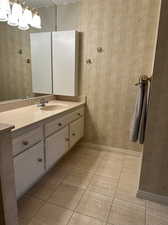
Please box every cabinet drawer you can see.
[45,116,66,137]
[66,107,84,124]
[14,142,44,199]
[12,126,43,156]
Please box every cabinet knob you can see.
[72,133,76,136]
[22,141,29,146]
[37,158,43,162]
[58,123,62,127]
[65,138,70,142]
[77,113,81,116]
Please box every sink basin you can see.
[40,103,68,111]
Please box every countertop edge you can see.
[0,123,15,135]
[11,102,85,136]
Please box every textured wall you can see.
[139,0,168,196]
[0,24,32,101]
[57,3,80,31]
[79,0,161,151]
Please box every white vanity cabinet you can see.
[13,106,84,199]
[14,142,44,199]
[46,126,69,170]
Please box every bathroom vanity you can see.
[0,100,85,199]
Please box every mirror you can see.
[0,1,80,102]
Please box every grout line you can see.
[73,168,95,212]
[73,210,107,223]
[145,199,147,225]
[105,154,125,224]
[66,210,74,225]
[19,196,46,225]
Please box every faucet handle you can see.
[37,98,49,107]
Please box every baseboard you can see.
[77,141,142,157]
[137,190,168,205]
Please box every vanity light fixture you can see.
[0,0,41,30]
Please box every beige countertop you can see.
[0,100,85,132]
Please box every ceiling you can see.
[27,0,80,8]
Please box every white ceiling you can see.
[27,0,80,8]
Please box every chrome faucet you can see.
[37,98,48,107]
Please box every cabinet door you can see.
[70,117,84,148]
[30,32,52,94]
[46,126,69,170]
[52,31,79,96]
[14,142,44,199]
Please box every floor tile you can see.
[68,213,104,225]
[72,147,102,159]
[118,170,139,193]
[146,213,168,225]
[48,183,85,210]
[26,181,57,201]
[47,164,71,180]
[95,161,122,179]
[123,156,141,170]
[63,170,93,189]
[76,191,112,222]
[19,217,30,225]
[146,200,168,218]
[108,199,145,225]
[101,151,124,162]
[88,175,118,197]
[31,203,73,225]
[18,196,44,223]
[72,155,100,172]
[28,218,46,225]
[115,189,146,207]
[39,172,63,188]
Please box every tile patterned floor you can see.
[18,146,168,225]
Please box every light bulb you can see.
[18,14,29,30]
[18,7,31,30]
[8,2,22,26]
[24,8,32,25]
[0,0,10,15]
[31,13,41,29]
[0,8,8,21]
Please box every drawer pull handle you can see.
[58,123,62,126]
[65,138,70,141]
[22,141,29,146]
[72,133,76,136]
[37,158,43,163]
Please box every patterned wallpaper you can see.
[0,24,33,101]
[78,0,161,151]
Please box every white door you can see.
[46,126,69,170]
[70,117,84,148]
[14,142,44,199]
[30,32,52,94]
[52,31,79,96]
